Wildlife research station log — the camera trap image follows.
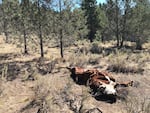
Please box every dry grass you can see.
[0,35,150,113]
[129,52,150,63]
[123,96,150,113]
[25,73,91,113]
[107,51,144,73]
[143,42,150,51]
[20,74,69,113]
[66,53,101,67]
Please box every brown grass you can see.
[123,96,150,113]
[0,35,150,113]
[107,51,144,73]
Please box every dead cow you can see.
[67,67,133,96]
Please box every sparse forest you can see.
[0,0,149,57]
[0,0,150,113]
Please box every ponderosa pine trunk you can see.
[23,27,28,54]
[38,0,44,58]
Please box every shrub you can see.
[90,42,102,54]
[67,54,89,67]
[107,52,144,73]
[36,58,57,75]
[88,56,100,65]
[80,46,89,55]
[74,46,89,55]
[108,63,144,74]
[67,53,100,67]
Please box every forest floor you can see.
[0,35,150,113]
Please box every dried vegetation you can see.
[0,36,150,113]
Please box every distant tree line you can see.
[0,0,149,57]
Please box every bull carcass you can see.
[67,67,133,97]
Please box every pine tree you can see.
[20,0,31,54]
[1,0,19,43]
[81,0,99,42]
[129,0,150,49]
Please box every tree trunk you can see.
[136,43,142,50]
[89,31,94,43]
[4,30,8,43]
[101,33,104,43]
[59,0,64,58]
[120,35,124,47]
[120,0,129,48]
[136,37,142,50]
[60,29,63,58]
[23,28,28,54]
[116,32,120,47]
[120,20,126,47]
[101,31,105,43]
[39,23,44,58]
[38,0,44,58]
[89,19,95,43]
[115,0,120,47]
[120,17,126,48]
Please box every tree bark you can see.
[89,30,94,42]
[120,0,129,48]
[23,27,28,54]
[38,0,44,58]
[136,37,142,50]
[59,0,64,58]
[60,29,63,58]
[120,17,126,47]
[39,25,44,57]
[115,0,120,47]
[116,31,120,47]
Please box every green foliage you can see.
[70,8,88,39]
[1,0,20,42]
[0,0,150,56]
[81,0,100,42]
[128,0,150,49]
[95,4,109,41]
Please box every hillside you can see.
[0,35,150,113]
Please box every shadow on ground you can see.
[0,53,57,81]
[94,94,117,104]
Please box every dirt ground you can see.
[0,35,150,113]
